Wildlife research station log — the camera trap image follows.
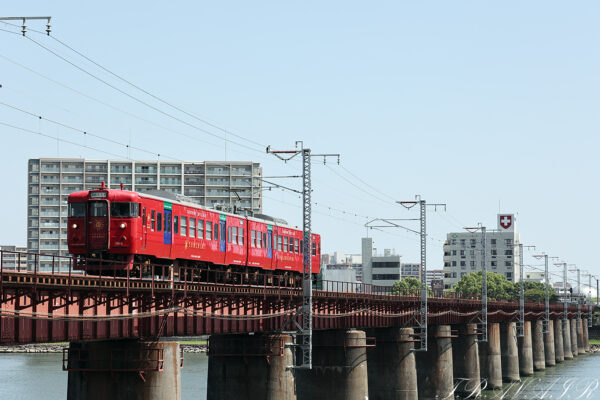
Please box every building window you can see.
[505,239,513,246]
[491,261,497,269]
[461,272,466,278]
[452,272,457,278]
[470,250,475,257]
[470,239,476,247]
[460,239,466,247]
[490,239,497,246]
[470,261,475,267]
[460,261,466,267]
[451,261,457,267]
[505,261,512,267]
[452,250,457,256]
[491,249,497,256]
[506,272,512,279]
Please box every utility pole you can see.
[397,196,446,352]
[555,262,569,335]
[267,142,339,370]
[568,265,581,332]
[465,224,487,342]
[0,16,51,35]
[533,253,556,334]
[511,243,535,337]
[587,273,593,328]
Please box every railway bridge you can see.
[0,250,595,400]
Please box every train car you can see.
[67,183,321,278]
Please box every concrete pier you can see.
[544,320,556,367]
[518,321,534,377]
[500,322,520,382]
[563,319,573,360]
[532,320,546,371]
[367,327,417,400]
[296,330,368,400]
[577,319,585,355]
[416,325,454,400]
[583,319,590,352]
[207,333,295,400]
[570,318,578,358]
[66,340,182,400]
[554,319,564,363]
[452,323,481,398]
[479,323,502,390]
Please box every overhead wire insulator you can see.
[21,19,26,36]
[46,19,51,35]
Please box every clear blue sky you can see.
[1,2,599,289]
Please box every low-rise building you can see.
[362,238,401,288]
[0,245,27,269]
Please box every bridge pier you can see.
[577,319,585,355]
[544,320,556,367]
[500,322,520,382]
[367,327,417,400]
[570,318,578,357]
[296,329,368,400]
[583,319,590,352]
[452,323,480,398]
[206,333,296,400]
[66,340,182,400]
[518,321,534,377]
[532,320,545,371]
[416,325,454,400]
[479,322,502,390]
[554,319,565,362]
[563,319,573,359]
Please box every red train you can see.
[67,183,321,278]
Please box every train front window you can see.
[68,203,86,217]
[110,202,139,218]
[89,202,107,217]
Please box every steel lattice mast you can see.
[267,142,339,369]
[396,196,446,352]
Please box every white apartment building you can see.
[426,269,444,286]
[27,158,262,270]
[442,214,521,289]
[361,238,402,288]
[0,245,27,269]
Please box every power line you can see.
[0,101,181,161]
[0,121,131,159]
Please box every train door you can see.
[164,209,172,245]
[267,226,273,259]
[87,201,109,250]
[219,216,226,252]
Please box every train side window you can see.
[295,239,299,254]
[267,232,272,250]
[142,208,146,227]
[227,226,231,243]
[157,212,162,232]
[231,226,236,244]
[189,218,196,238]
[300,240,303,253]
[151,210,155,231]
[283,237,288,252]
[278,236,282,251]
[198,220,204,239]
[174,216,179,235]
[206,221,212,239]
[312,242,316,256]
[239,228,244,245]
[181,217,187,237]
[262,233,267,249]
[251,230,255,248]
[213,223,218,241]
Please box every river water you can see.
[0,351,597,399]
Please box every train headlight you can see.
[72,223,78,229]
[120,223,127,229]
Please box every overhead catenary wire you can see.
[0,101,182,161]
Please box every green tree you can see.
[514,281,557,303]
[392,277,432,296]
[453,271,515,301]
